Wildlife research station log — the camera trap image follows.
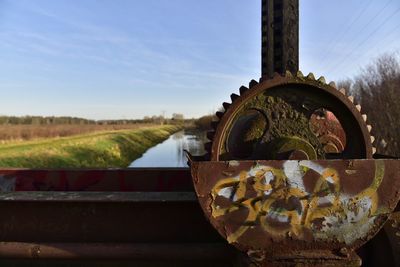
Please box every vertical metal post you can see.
[262,0,299,79]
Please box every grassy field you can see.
[0,125,181,168]
[0,123,160,143]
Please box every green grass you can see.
[0,125,182,168]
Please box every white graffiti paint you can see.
[263,171,275,196]
[318,195,376,244]
[283,161,306,192]
[319,207,375,245]
[317,195,336,206]
[218,186,234,199]
[267,211,290,223]
[299,160,325,175]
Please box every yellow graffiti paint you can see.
[211,161,385,243]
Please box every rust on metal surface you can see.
[197,67,394,265]
[0,242,234,260]
[237,250,362,267]
[310,110,347,154]
[0,1,397,265]
[262,0,299,78]
[0,168,193,192]
[207,73,373,162]
[191,159,400,264]
[0,200,218,243]
[0,169,227,245]
[0,191,196,202]
[385,211,400,263]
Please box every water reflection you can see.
[129,129,207,168]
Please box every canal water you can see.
[129,129,207,168]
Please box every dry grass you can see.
[0,123,158,143]
[0,125,182,168]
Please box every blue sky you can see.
[0,0,399,120]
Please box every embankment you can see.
[0,125,181,168]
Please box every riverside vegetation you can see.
[0,124,181,168]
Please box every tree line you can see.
[0,113,186,126]
[338,53,400,156]
[0,116,97,125]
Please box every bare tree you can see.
[347,53,400,156]
[336,78,353,91]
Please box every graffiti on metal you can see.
[211,160,385,245]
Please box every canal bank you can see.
[130,129,207,168]
[0,125,182,168]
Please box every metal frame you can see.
[262,0,299,78]
[0,168,237,263]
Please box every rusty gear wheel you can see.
[206,71,375,161]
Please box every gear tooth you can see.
[329,81,337,88]
[297,71,304,78]
[318,76,326,84]
[249,80,258,88]
[307,73,316,80]
[207,131,215,140]
[348,96,354,103]
[356,105,361,112]
[216,111,224,119]
[210,121,219,130]
[285,71,293,78]
[339,88,346,95]
[371,136,375,144]
[240,85,249,95]
[362,114,367,122]
[367,125,372,132]
[223,102,231,110]
[272,72,282,79]
[230,93,239,102]
[372,147,377,154]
